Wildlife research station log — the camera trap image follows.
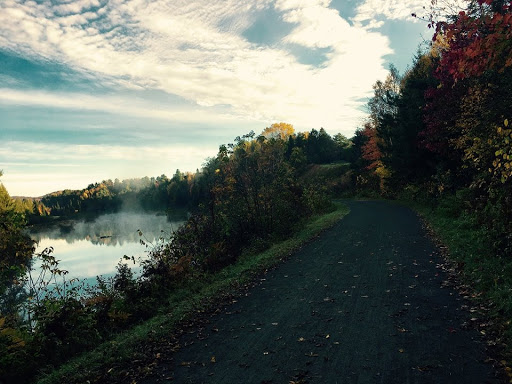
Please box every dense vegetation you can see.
[0,124,351,383]
[353,0,511,259]
[351,0,512,362]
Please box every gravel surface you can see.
[140,200,499,384]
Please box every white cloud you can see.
[278,1,353,48]
[0,88,250,125]
[53,0,101,16]
[0,0,396,134]
[353,0,426,25]
[352,0,468,27]
[0,141,215,163]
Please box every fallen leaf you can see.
[211,356,216,363]
[298,337,305,342]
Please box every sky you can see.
[0,0,436,197]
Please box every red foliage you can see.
[422,1,512,156]
[361,122,382,170]
[433,2,512,83]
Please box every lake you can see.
[29,212,186,286]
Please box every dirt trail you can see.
[141,200,498,383]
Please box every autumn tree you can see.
[421,0,511,195]
[356,68,401,192]
[261,122,295,140]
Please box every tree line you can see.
[12,126,352,222]
[352,0,512,256]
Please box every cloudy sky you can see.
[0,0,434,197]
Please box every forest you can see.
[1,0,512,382]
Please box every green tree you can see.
[0,173,34,314]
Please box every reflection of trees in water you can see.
[30,212,185,247]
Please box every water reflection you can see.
[31,212,184,246]
[29,212,185,279]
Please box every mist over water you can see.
[29,212,186,282]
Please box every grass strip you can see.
[36,202,350,384]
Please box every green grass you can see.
[317,161,351,168]
[304,162,350,178]
[36,202,350,384]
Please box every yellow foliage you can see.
[375,165,392,193]
[375,165,391,179]
[490,120,512,183]
[261,122,295,140]
[431,33,450,57]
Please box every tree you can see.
[391,51,439,185]
[355,68,401,192]
[261,122,295,140]
[0,174,34,313]
[423,0,512,191]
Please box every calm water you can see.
[29,212,185,284]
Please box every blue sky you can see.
[0,0,435,197]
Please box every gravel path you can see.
[141,200,498,383]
